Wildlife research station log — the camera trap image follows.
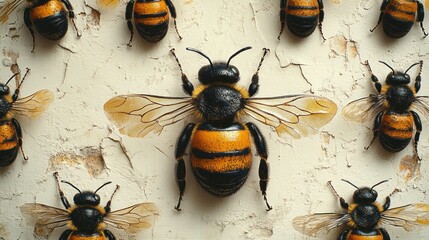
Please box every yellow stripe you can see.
[30,0,64,20]
[191,130,251,152]
[134,1,169,25]
[381,114,413,138]
[191,155,252,172]
[386,0,417,22]
[0,122,17,151]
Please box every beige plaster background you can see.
[0,0,429,239]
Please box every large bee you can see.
[370,0,428,38]
[97,0,181,46]
[343,60,429,159]
[293,179,429,239]
[104,47,337,211]
[21,172,159,239]
[0,68,53,166]
[0,0,81,52]
[278,0,325,40]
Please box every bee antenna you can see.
[227,46,252,67]
[61,180,82,193]
[379,61,395,73]
[404,61,422,74]
[4,73,19,86]
[94,181,112,194]
[371,179,388,190]
[186,47,213,68]
[341,179,359,189]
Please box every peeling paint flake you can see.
[399,154,421,182]
[48,147,106,176]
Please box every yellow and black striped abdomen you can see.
[133,0,169,42]
[383,0,417,38]
[347,230,384,240]
[191,122,252,197]
[0,120,19,166]
[30,0,68,40]
[379,111,413,152]
[286,0,320,37]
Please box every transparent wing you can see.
[0,0,25,23]
[21,203,70,237]
[342,94,387,123]
[96,0,120,8]
[11,90,54,118]
[412,96,429,121]
[104,94,195,138]
[292,213,350,237]
[381,203,429,231]
[243,95,337,139]
[104,203,159,234]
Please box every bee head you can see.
[381,61,422,85]
[342,179,388,204]
[0,83,10,96]
[62,180,112,206]
[187,47,251,85]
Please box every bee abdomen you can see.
[191,123,252,197]
[134,0,169,42]
[30,0,68,40]
[379,112,413,152]
[0,147,18,166]
[347,229,384,240]
[286,1,319,37]
[0,121,19,166]
[383,1,417,38]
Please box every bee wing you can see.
[243,95,337,139]
[11,90,54,118]
[0,0,25,23]
[292,212,350,237]
[381,203,429,231]
[342,94,387,123]
[104,94,195,138]
[104,203,159,234]
[21,203,70,237]
[412,96,429,121]
[96,0,120,8]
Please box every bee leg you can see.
[317,0,326,41]
[165,0,182,40]
[370,0,389,33]
[104,185,120,213]
[411,111,422,161]
[414,60,423,93]
[174,123,196,211]
[277,0,287,40]
[12,68,30,102]
[249,48,270,97]
[328,181,349,209]
[126,0,135,47]
[11,118,28,161]
[170,48,193,95]
[416,1,428,38]
[365,111,383,150]
[59,230,73,240]
[337,229,350,240]
[24,8,36,53]
[61,0,81,37]
[383,196,391,211]
[53,172,71,209]
[104,230,116,240]
[246,122,272,211]
[379,228,391,240]
[364,60,382,93]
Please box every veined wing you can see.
[104,203,159,234]
[104,94,195,138]
[243,95,337,139]
[21,203,69,237]
[293,212,350,237]
[11,90,54,118]
[412,96,429,121]
[0,0,25,23]
[96,0,119,8]
[342,94,387,123]
[381,203,429,231]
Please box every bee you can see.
[293,179,429,239]
[0,0,81,53]
[104,47,337,211]
[370,0,428,38]
[343,60,429,159]
[21,172,159,239]
[278,0,326,40]
[0,68,53,166]
[97,0,182,46]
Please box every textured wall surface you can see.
[1,0,429,239]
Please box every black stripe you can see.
[192,148,250,159]
[134,11,167,19]
[389,6,415,16]
[198,122,245,131]
[288,5,317,10]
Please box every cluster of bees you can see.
[1,0,429,239]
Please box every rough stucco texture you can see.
[1,0,429,239]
